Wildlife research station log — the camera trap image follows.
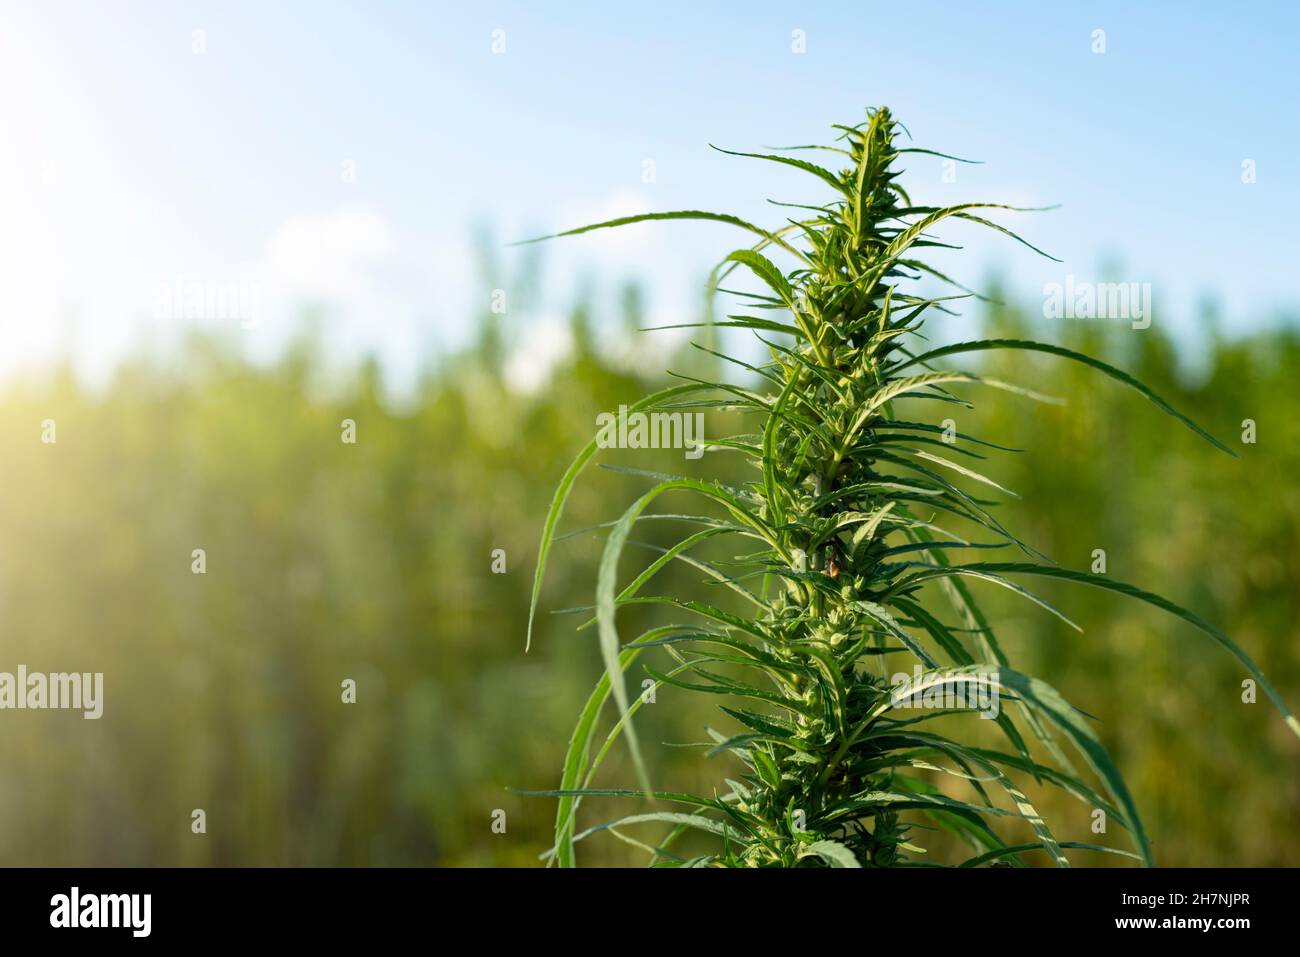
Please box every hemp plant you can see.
[523,106,1299,867]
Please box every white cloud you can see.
[260,207,395,302]
[504,315,574,394]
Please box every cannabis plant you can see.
[524,107,1299,867]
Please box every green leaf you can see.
[894,338,1236,456]
[549,645,642,867]
[723,249,797,307]
[513,210,809,262]
[960,842,1143,868]
[709,145,849,196]
[994,667,1152,866]
[526,383,707,651]
[909,562,1300,742]
[802,839,861,868]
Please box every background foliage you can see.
[0,274,1296,866]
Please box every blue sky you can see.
[2,1,1296,389]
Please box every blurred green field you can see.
[0,282,1296,867]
